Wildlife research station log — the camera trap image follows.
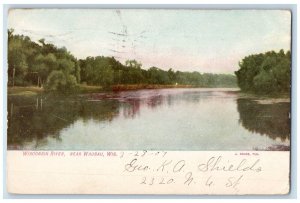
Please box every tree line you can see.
[78,57,237,88]
[8,30,237,93]
[235,50,291,94]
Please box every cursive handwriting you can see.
[124,158,150,172]
[122,153,265,191]
[198,156,262,172]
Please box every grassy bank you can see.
[7,85,103,95]
[7,86,43,96]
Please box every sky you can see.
[8,9,291,74]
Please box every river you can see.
[7,88,290,151]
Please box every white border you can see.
[1,0,298,202]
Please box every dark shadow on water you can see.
[7,90,228,149]
[7,95,121,149]
[236,98,290,142]
[8,90,290,150]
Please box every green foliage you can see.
[45,70,66,91]
[80,57,237,88]
[65,75,79,93]
[45,71,79,94]
[8,31,30,86]
[8,30,79,93]
[8,30,237,90]
[125,59,142,69]
[74,62,81,83]
[79,56,114,87]
[235,50,291,94]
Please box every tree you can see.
[125,59,142,69]
[74,62,81,83]
[31,53,57,87]
[38,38,46,46]
[8,35,29,86]
[235,50,291,94]
[8,32,79,91]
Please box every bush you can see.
[64,75,79,94]
[45,70,78,94]
[45,70,66,92]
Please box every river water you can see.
[7,88,290,151]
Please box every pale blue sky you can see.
[8,9,291,74]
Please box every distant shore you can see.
[8,84,237,95]
[111,84,194,91]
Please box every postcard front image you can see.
[6,9,291,195]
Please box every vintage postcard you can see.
[6,8,291,195]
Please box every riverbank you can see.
[7,85,104,96]
[7,84,195,95]
[7,86,44,96]
[238,91,290,99]
[7,84,238,95]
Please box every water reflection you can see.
[8,96,120,149]
[88,89,211,118]
[7,89,290,150]
[237,98,290,141]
